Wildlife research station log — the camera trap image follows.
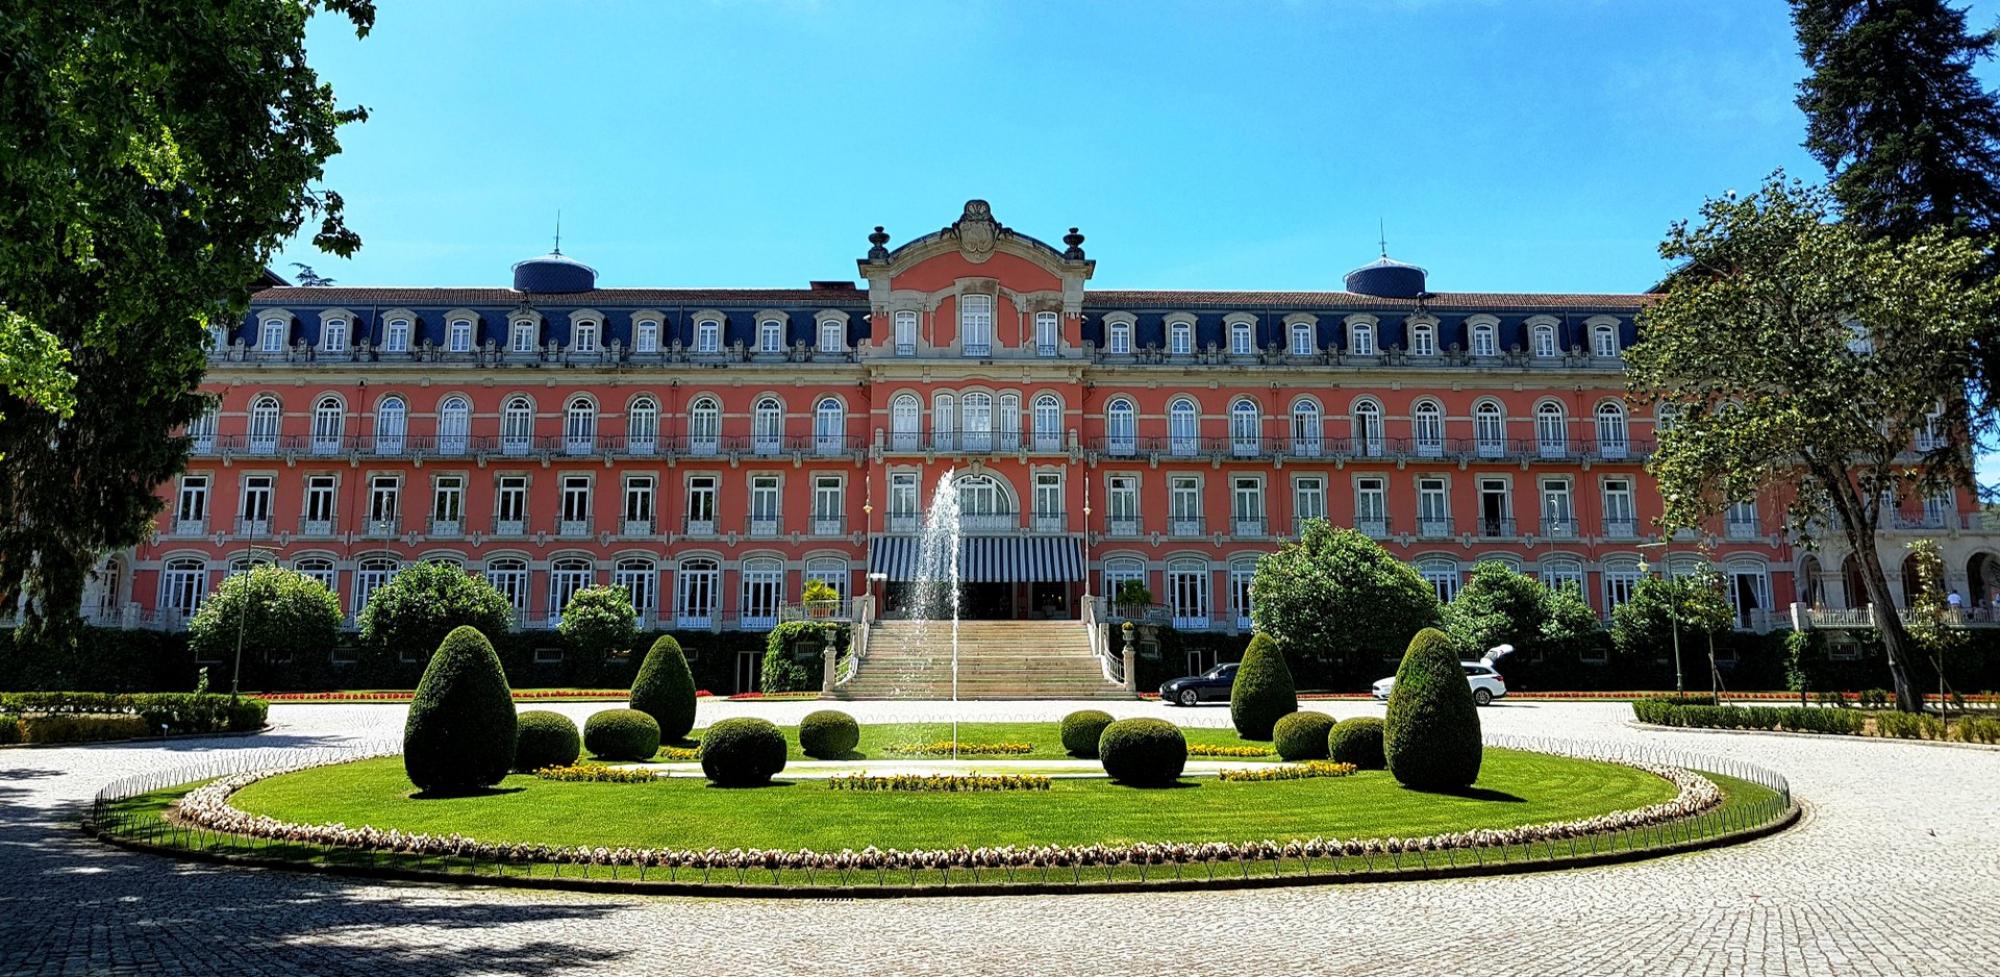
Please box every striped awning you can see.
[868,535,1085,583]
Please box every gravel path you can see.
[2,698,1995,976]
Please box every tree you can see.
[1442,562,1550,657]
[556,584,637,661]
[1611,569,1737,664]
[358,561,513,662]
[1901,538,1969,707]
[1627,175,1998,710]
[1250,520,1441,669]
[0,2,371,661]
[186,565,342,683]
[403,626,516,794]
[289,263,336,287]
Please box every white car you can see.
[1372,661,1508,706]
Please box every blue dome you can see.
[512,252,597,293]
[1344,255,1428,299]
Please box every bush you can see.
[186,565,343,673]
[1230,633,1297,740]
[629,635,697,742]
[761,621,844,693]
[583,708,661,761]
[798,709,860,759]
[18,713,153,743]
[0,713,17,744]
[699,717,788,786]
[558,585,638,661]
[1097,718,1188,786]
[513,710,581,771]
[1250,522,1441,669]
[1060,709,1115,758]
[1328,716,1386,769]
[360,561,515,666]
[402,626,517,793]
[1384,627,1483,790]
[0,691,265,734]
[1272,711,1335,761]
[1630,699,1868,735]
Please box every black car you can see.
[1160,663,1239,706]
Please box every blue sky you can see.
[282,0,1998,484]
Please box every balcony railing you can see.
[683,518,718,537]
[887,513,920,533]
[1726,518,1763,539]
[1031,511,1067,533]
[299,519,335,537]
[1167,516,1206,538]
[170,518,207,537]
[1603,517,1638,539]
[957,512,1016,533]
[1541,519,1577,540]
[1231,517,1268,537]
[1416,516,1455,539]
[364,518,398,537]
[493,518,526,537]
[621,519,653,537]
[811,516,846,536]
[429,519,463,537]
[557,519,590,537]
[1354,517,1388,539]
[747,516,782,537]
[1478,517,1517,539]
[235,517,272,537]
[1105,517,1140,537]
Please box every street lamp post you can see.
[1638,541,1682,697]
[230,539,277,699]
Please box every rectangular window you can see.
[559,475,591,533]
[750,475,782,535]
[239,475,273,532]
[813,475,844,535]
[1478,477,1512,538]
[685,476,717,534]
[1170,321,1192,356]
[487,564,529,614]
[303,475,337,532]
[1232,477,1265,536]
[321,319,348,353]
[1355,476,1388,537]
[1230,323,1252,356]
[384,319,410,353]
[511,321,536,353]
[960,294,992,355]
[572,321,599,353]
[635,319,660,354]
[1106,475,1139,535]
[623,475,655,532]
[1169,476,1202,536]
[1727,500,1759,538]
[1417,477,1450,536]
[1293,476,1325,534]
[447,319,473,353]
[1602,478,1636,538]
[1033,472,1062,531]
[174,475,209,532]
[1035,311,1059,355]
[1540,479,1574,539]
[367,476,400,532]
[431,475,464,533]
[1108,321,1131,355]
[759,319,782,353]
[893,311,917,356]
[495,475,528,533]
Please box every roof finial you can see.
[553,210,562,256]
[1378,218,1388,258]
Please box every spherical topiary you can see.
[583,708,661,761]
[403,626,516,793]
[1328,716,1386,769]
[1097,718,1188,787]
[1060,709,1115,758]
[629,634,697,742]
[1229,633,1298,740]
[699,717,788,786]
[513,710,581,771]
[1272,711,1335,761]
[798,709,860,759]
[1384,627,1483,790]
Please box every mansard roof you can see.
[1083,290,1654,310]
[251,286,866,306]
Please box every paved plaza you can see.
[2,698,1997,976]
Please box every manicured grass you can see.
[230,747,1676,851]
[604,721,1284,763]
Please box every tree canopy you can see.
[1250,520,1441,668]
[1610,569,1737,662]
[358,561,513,661]
[185,564,342,689]
[556,584,639,660]
[1443,561,1607,662]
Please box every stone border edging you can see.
[1626,720,2000,753]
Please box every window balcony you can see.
[299,519,334,537]
[1031,511,1067,533]
[683,518,717,537]
[235,517,271,537]
[747,516,782,538]
[309,437,343,456]
[684,436,721,457]
[889,432,921,452]
[1105,517,1141,537]
[373,438,407,457]
[364,518,398,538]
[493,519,525,537]
[1890,512,1946,531]
[1725,519,1762,539]
[1603,518,1638,539]
[190,437,218,456]
[963,343,991,357]
[499,438,534,457]
[894,342,916,357]
[623,438,658,457]
[1031,432,1062,453]
[246,437,282,456]
[622,519,653,537]
[1350,438,1389,459]
[557,519,590,538]
[562,437,596,456]
[1354,517,1389,539]
[171,518,207,537]
[1168,516,1206,538]
[750,435,784,457]
[1413,439,1447,459]
[957,513,1015,533]
[1037,343,1058,357]
[887,513,920,533]
[1103,436,1138,457]
[429,519,462,537]
[1416,517,1455,539]
[1478,517,1517,539]
[811,517,846,536]
[1474,440,1509,460]
[813,435,850,457]
[1288,437,1324,459]
[1541,520,1576,540]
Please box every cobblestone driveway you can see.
[3,699,1995,976]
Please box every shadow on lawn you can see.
[1404,784,1528,803]
[408,785,527,801]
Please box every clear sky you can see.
[281,0,1998,483]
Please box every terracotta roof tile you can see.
[250,287,865,306]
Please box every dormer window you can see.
[759,318,783,353]
[259,318,287,352]
[634,318,660,353]
[1108,319,1132,355]
[695,317,721,354]
[208,323,230,351]
[1290,323,1314,356]
[818,319,844,354]
[321,319,348,353]
[447,318,473,353]
[1349,322,1376,356]
[573,320,599,353]
[1411,323,1437,357]
[1472,322,1498,357]
[1169,320,1193,356]
[1532,323,1558,358]
[1229,320,1253,356]
[511,320,537,353]
[1592,323,1619,358]
[383,318,411,353]
[893,311,918,355]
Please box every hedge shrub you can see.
[798,709,860,759]
[1631,699,1867,735]
[19,713,153,743]
[0,713,18,744]
[1060,709,1115,758]
[0,692,266,734]
[1383,627,1483,790]
[1272,711,1335,761]
[1098,718,1188,786]
[629,635,697,742]
[513,710,582,771]
[583,708,662,761]
[1328,716,1386,769]
[1229,633,1297,740]
[402,626,517,793]
[699,717,788,786]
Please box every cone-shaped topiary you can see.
[798,709,860,759]
[513,710,581,771]
[584,708,661,760]
[403,626,516,793]
[1060,709,1115,758]
[1229,633,1297,740]
[1328,716,1386,769]
[1098,718,1187,786]
[700,717,788,786]
[1384,627,1483,790]
[1272,711,1335,760]
[629,634,697,742]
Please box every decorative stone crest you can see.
[953,199,998,262]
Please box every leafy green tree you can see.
[1627,175,1997,711]
[1250,520,1441,669]
[186,565,341,683]
[556,584,637,661]
[403,626,516,793]
[0,3,371,662]
[1610,570,1736,665]
[1442,562,1549,656]
[1539,582,1609,661]
[1902,538,1969,703]
[358,561,513,662]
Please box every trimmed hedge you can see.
[0,713,17,744]
[402,627,517,793]
[0,692,265,734]
[699,717,788,786]
[1272,711,1335,761]
[583,708,662,761]
[1098,718,1187,786]
[1631,699,1867,735]
[513,710,582,771]
[18,713,152,744]
[1059,709,1115,758]
[1384,627,1483,790]
[1230,633,1297,740]
[1328,716,1386,769]
[629,635,697,742]
[798,709,860,759]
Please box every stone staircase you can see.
[834,620,1133,700]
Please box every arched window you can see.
[740,556,785,628]
[447,318,474,353]
[752,396,783,455]
[549,556,594,621]
[627,396,659,454]
[996,393,1021,451]
[1107,319,1132,355]
[1106,397,1136,455]
[1169,398,1200,456]
[1592,323,1619,358]
[501,396,534,455]
[1472,322,1498,357]
[893,310,918,355]
[384,317,411,353]
[1536,401,1568,458]
[352,555,401,618]
[1169,320,1193,356]
[1539,558,1586,593]
[291,556,336,594]
[959,294,992,355]
[321,318,349,353]
[310,396,343,454]
[1410,323,1437,357]
[1230,399,1261,456]
[814,397,845,455]
[961,393,993,451]
[805,557,848,598]
[613,557,657,624]
[160,557,209,618]
[1103,557,1147,607]
[1352,400,1384,456]
[248,396,281,452]
[509,319,537,353]
[188,402,219,454]
[693,317,720,354]
[1656,404,1679,434]
[1166,558,1210,628]
[1290,322,1315,356]
[373,396,406,454]
[687,396,720,456]
[675,557,720,627]
[572,319,600,354]
[1349,321,1376,357]
[634,318,660,354]
[1230,320,1253,356]
[1413,400,1444,457]
[1033,394,1062,452]
[890,394,921,451]
[563,397,596,454]
[955,473,1009,521]
[1595,402,1629,458]
[1532,322,1558,358]
[1290,401,1322,457]
[933,393,956,451]
[1474,402,1506,458]
[259,318,287,353]
[758,318,783,354]
[818,319,845,355]
[437,396,470,455]
[1417,558,1462,603]
[484,557,529,613]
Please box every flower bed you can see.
[826,773,1051,793]
[1188,743,1275,758]
[1217,761,1357,782]
[878,741,1035,757]
[656,746,699,761]
[535,765,658,783]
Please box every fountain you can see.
[910,468,963,757]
